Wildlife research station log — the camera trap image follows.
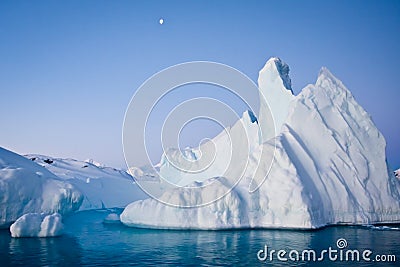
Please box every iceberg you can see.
[121,57,400,229]
[0,147,83,228]
[103,213,121,224]
[10,213,64,238]
[25,155,148,210]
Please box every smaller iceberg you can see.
[103,213,121,224]
[10,213,64,238]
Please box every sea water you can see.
[0,209,399,266]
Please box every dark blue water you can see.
[1,209,399,266]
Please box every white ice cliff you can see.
[25,155,148,210]
[121,57,400,229]
[0,147,83,228]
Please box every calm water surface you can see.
[0,209,399,266]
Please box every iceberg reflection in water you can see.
[1,209,399,266]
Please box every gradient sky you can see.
[0,0,399,169]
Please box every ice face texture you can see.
[10,213,64,237]
[25,155,148,210]
[0,148,83,228]
[121,58,400,229]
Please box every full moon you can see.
[159,18,164,25]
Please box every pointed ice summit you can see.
[258,57,295,142]
[121,58,400,229]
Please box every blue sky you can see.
[0,0,399,169]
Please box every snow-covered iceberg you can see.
[25,155,148,210]
[121,57,400,229]
[10,213,64,238]
[0,147,83,228]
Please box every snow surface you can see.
[0,147,83,228]
[25,155,148,210]
[10,213,63,238]
[121,57,400,229]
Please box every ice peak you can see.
[319,66,331,76]
[259,57,293,93]
[317,66,334,81]
[258,57,295,142]
[316,66,345,90]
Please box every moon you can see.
[159,18,164,25]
